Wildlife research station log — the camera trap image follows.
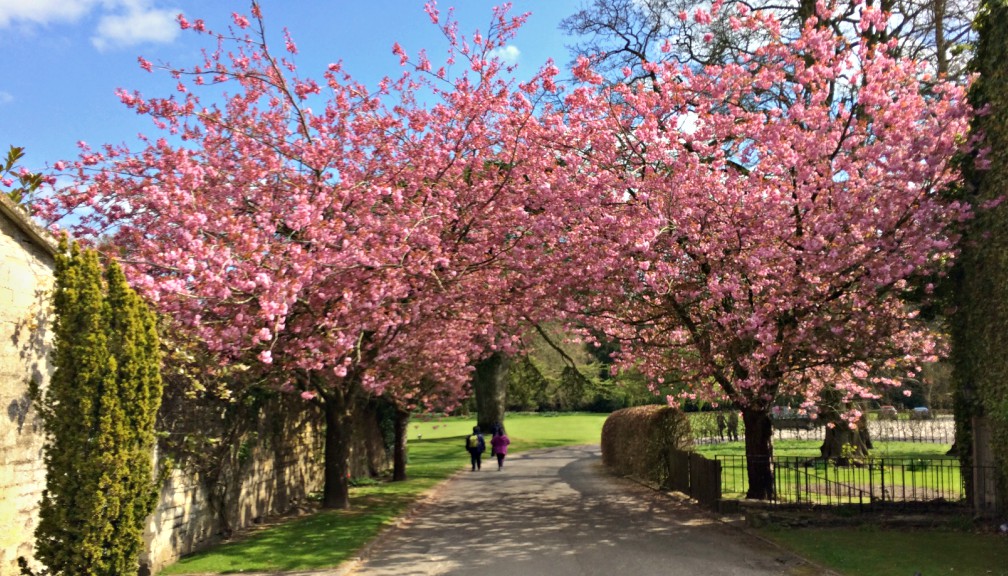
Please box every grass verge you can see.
[159,412,606,574]
[695,438,1007,576]
[758,525,1008,576]
[160,413,1004,576]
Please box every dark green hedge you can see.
[953,0,1008,507]
[600,405,693,488]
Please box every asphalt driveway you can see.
[344,445,822,576]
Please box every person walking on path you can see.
[465,426,485,471]
[490,426,510,471]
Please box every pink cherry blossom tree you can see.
[560,3,973,498]
[40,3,586,508]
[38,0,971,507]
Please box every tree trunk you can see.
[322,387,352,509]
[473,352,509,433]
[797,0,817,24]
[933,0,948,76]
[392,407,409,482]
[742,407,775,500]
[817,399,872,463]
[819,422,872,464]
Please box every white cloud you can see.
[0,0,98,27]
[91,1,180,52]
[0,0,179,51]
[490,45,521,65]
[0,91,13,105]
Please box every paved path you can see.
[345,445,821,576]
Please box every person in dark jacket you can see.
[465,426,486,471]
[727,411,740,441]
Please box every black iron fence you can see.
[712,454,998,512]
[664,449,722,510]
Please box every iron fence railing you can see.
[713,454,992,511]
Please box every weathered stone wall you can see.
[0,196,55,576]
[143,397,390,574]
[1,195,392,575]
[143,397,327,574]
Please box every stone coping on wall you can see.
[0,194,58,258]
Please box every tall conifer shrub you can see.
[27,241,162,575]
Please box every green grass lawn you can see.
[159,412,1003,576]
[696,439,1008,576]
[695,439,963,502]
[159,412,607,574]
[694,439,955,459]
[759,526,1008,576]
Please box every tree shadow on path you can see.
[349,445,820,576]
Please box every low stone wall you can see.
[6,388,391,576]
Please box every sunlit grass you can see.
[759,526,1008,576]
[159,412,606,574]
[158,413,997,576]
[694,439,955,459]
[695,440,962,502]
[158,496,408,573]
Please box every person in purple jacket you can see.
[490,426,511,471]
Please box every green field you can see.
[693,438,954,459]
[159,412,606,574]
[760,526,1008,576]
[694,440,963,503]
[160,412,1002,576]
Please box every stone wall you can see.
[143,397,328,574]
[1,195,392,575]
[143,397,391,574]
[0,196,56,576]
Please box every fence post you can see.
[790,459,798,504]
[686,452,722,511]
[880,459,886,504]
[868,459,876,508]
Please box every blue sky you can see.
[0,1,580,175]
